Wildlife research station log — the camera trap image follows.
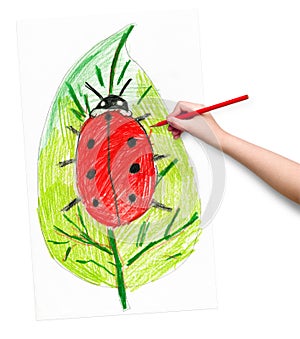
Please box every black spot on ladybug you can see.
[105,112,112,121]
[128,194,136,203]
[129,163,140,174]
[92,199,99,207]
[127,137,137,148]
[86,169,96,179]
[87,139,95,149]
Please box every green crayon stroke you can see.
[64,246,72,261]
[136,221,146,247]
[137,85,152,105]
[156,158,179,186]
[77,84,83,97]
[53,225,113,255]
[47,240,70,245]
[63,214,82,233]
[127,211,199,267]
[70,108,85,122]
[66,82,85,116]
[77,206,89,235]
[140,222,150,246]
[117,60,131,85]
[76,260,115,276]
[83,94,91,114]
[164,208,180,237]
[95,65,105,87]
[166,253,182,261]
[109,24,134,94]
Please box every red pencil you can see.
[150,95,249,128]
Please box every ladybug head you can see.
[91,95,132,118]
[85,80,132,118]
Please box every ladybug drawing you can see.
[59,78,171,227]
[38,25,202,312]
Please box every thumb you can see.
[167,116,191,132]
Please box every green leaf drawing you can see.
[38,24,202,310]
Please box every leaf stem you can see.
[107,228,127,310]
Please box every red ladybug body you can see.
[76,110,156,228]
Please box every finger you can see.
[167,124,182,137]
[173,131,182,139]
[169,101,190,117]
[171,127,182,135]
[167,116,189,132]
[170,131,181,139]
[167,127,179,136]
[168,125,179,133]
[169,101,204,118]
[174,132,182,139]
[168,126,181,136]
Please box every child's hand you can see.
[167,101,225,149]
[167,101,300,204]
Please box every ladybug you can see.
[60,78,171,228]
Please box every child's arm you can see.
[167,101,300,204]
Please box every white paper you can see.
[17,9,218,320]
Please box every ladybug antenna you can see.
[119,78,132,96]
[85,82,103,100]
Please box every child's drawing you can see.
[38,24,202,310]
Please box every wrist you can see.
[214,129,231,150]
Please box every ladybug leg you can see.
[151,199,172,212]
[135,113,151,122]
[61,197,81,212]
[66,126,80,135]
[153,154,169,161]
[58,159,76,167]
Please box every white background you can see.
[17,11,217,319]
[1,0,300,337]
